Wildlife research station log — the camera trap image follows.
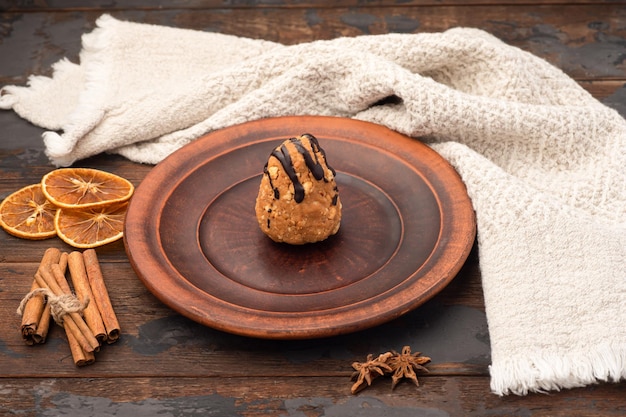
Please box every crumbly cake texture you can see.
[255,134,341,244]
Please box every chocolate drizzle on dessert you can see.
[263,133,338,204]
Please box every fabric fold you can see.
[2,14,625,396]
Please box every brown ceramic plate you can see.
[124,116,475,339]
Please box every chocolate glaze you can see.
[302,134,338,179]
[263,134,338,204]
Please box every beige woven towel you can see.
[2,14,625,396]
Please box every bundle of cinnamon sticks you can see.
[18,247,120,366]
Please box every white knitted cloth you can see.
[2,14,625,396]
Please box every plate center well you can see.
[198,173,402,295]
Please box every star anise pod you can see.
[350,352,393,394]
[387,346,431,389]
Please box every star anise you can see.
[387,346,431,389]
[350,352,393,394]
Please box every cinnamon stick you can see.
[50,263,101,353]
[66,330,96,367]
[83,249,120,343]
[33,252,68,344]
[34,265,100,353]
[31,303,51,344]
[20,281,43,345]
[56,254,96,366]
[20,248,61,344]
[59,251,68,271]
[67,251,107,344]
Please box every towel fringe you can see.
[0,88,17,109]
[490,343,626,396]
[44,15,117,167]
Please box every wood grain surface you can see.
[1,1,625,416]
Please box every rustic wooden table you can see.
[1,2,625,416]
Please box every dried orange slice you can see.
[54,202,128,248]
[42,168,134,209]
[0,184,57,240]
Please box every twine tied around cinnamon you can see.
[17,288,89,325]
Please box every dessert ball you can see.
[255,133,341,244]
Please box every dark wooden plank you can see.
[0,253,488,377]
[2,0,625,12]
[1,5,625,86]
[580,80,626,100]
[0,376,624,417]
[0,153,150,191]
[602,83,626,117]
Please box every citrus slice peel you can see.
[41,168,134,209]
[54,202,128,249]
[0,184,57,240]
